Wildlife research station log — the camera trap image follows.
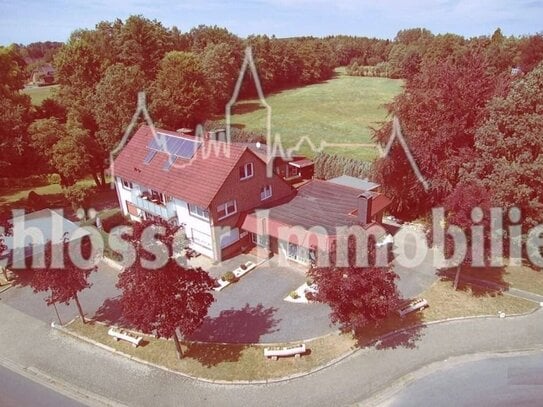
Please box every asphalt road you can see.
[0,364,86,407]
[385,352,543,406]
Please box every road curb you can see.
[0,353,127,407]
[52,307,542,385]
[51,321,358,385]
[360,348,543,407]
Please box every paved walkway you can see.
[0,295,541,407]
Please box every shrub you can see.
[289,290,300,299]
[306,277,314,286]
[46,173,61,185]
[0,174,50,189]
[222,271,238,283]
[101,211,128,233]
[27,190,47,211]
[63,184,93,212]
[313,152,372,180]
[305,292,316,301]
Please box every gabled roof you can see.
[113,125,257,208]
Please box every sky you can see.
[0,0,542,45]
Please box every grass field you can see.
[224,68,403,161]
[22,84,59,105]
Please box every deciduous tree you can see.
[116,219,215,359]
[308,243,400,333]
[149,51,210,130]
[467,61,543,228]
[15,240,97,323]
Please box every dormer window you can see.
[239,162,254,180]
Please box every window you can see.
[217,200,237,220]
[251,233,269,248]
[260,185,272,200]
[239,162,254,180]
[188,203,210,221]
[191,229,212,249]
[220,228,240,248]
[121,179,133,190]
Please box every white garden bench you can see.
[398,298,428,318]
[264,343,306,360]
[108,327,143,347]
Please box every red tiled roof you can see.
[113,125,253,208]
[241,179,392,241]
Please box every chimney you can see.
[357,192,373,225]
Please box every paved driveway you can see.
[189,257,335,343]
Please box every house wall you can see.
[115,177,132,218]
[173,198,214,258]
[210,149,294,261]
[115,177,215,258]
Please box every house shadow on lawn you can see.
[437,265,510,297]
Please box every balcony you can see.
[132,192,176,220]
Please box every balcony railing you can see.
[132,193,176,220]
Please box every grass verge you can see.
[420,280,536,321]
[65,279,537,381]
[67,319,355,382]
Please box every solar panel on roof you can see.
[163,155,177,171]
[145,132,202,162]
[143,150,157,164]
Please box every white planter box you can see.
[264,343,306,360]
[398,298,428,317]
[108,327,143,347]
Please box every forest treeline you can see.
[1,15,543,217]
[346,28,543,79]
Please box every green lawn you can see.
[22,84,59,105]
[0,178,96,207]
[224,68,403,161]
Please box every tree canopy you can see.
[116,219,215,358]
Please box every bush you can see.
[289,290,300,299]
[313,152,372,180]
[306,277,314,286]
[46,173,61,185]
[222,271,238,283]
[27,190,47,211]
[0,174,51,189]
[101,211,128,233]
[305,292,316,301]
[63,184,93,212]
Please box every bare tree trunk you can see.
[172,330,183,360]
[74,293,86,324]
[99,169,107,189]
[453,264,461,290]
[91,173,101,188]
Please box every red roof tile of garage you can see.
[241,179,392,238]
[113,125,252,208]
